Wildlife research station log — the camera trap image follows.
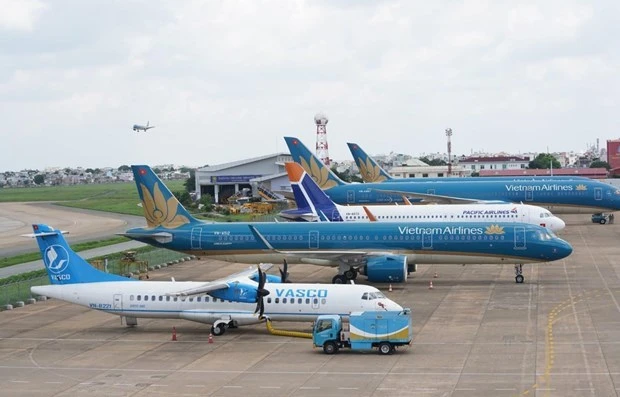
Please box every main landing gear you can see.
[514,264,524,284]
[332,267,358,284]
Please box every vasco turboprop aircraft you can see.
[132,121,155,132]
[28,224,402,336]
[347,141,590,183]
[280,162,566,232]
[285,136,620,214]
[121,165,572,284]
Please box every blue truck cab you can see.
[313,309,412,355]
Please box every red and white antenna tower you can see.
[445,128,453,176]
[315,113,330,165]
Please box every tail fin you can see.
[283,136,346,189]
[131,165,197,228]
[285,162,342,222]
[30,224,132,285]
[347,142,392,182]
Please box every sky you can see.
[1,0,619,171]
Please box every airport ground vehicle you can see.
[592,213,610,224]
[312,309,412,355]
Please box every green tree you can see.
[173,190,193,208]
[199,194,214,212]
[33,174,45,185]
[528,153,561,169]
[419,157,447,166]
[590,160,611,170]
[118,165,130,172]
[184,170,196,192]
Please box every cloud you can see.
[0,0,47,31]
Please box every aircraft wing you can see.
[370,188,501,205]
[166,264,273,296]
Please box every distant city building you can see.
[388,164,470,179]
[607,139,620,177]
[459,156,530,173]
[479,168,608,179]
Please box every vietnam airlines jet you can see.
[281,162,566,232]
[122,165,572,284]
[285,136,620,214]
[28,224,402,336]
[347,142,590,183]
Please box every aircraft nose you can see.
[553,217,566,231]
[554,239,573,259]
[383,299,403,311]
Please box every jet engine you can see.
[360,254,408,283]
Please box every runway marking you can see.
[260,386,281,389]
[223,385,242,388]
[338,387,358,390]
[299,386,320,389]
[10,381,29,383]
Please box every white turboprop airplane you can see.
[281,162,566,232]
[132,121,155,132]
[28,224,402,336]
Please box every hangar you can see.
[194,153,292,203]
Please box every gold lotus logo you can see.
[485,224,505,235]
[357,157,387,183]
[575,184,587,191]
[140,182,190,229]
[299,156,338,189]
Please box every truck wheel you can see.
[379,342,392,355]
[323,341,339,355]
[600,218,607,224]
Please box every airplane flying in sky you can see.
[280,162,566,232]
[121,165,572,284]
[132,121,155,132]
[347,142,590,183]
[28,223,402,336]
[285,136,620,214]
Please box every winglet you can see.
[362,206,378,222]
[248,225,275,250]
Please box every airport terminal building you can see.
[194,153,292,203]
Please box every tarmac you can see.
[1,214,620,396]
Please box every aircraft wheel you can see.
[378,342,392,355]
[332,275,347,284]
[211,323,226,336]
[515,275,524,284]
[344,269,357,280]
[323,341,339,355]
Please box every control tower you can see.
[314,113,330,165]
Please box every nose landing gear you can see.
[515,264,524,283]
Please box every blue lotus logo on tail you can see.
[44,245,69,274]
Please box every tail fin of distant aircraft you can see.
[28,224,132,285]
[285,162,342,221]
[347,142,392,182]
[131,165,198,228]
[283,136,346,190]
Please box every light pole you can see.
[445,128,453,177]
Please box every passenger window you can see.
[305,298,310,304]
[137,295,141,301]
[292,299,296,304]
[283,298,287,304]
[174,297,178,302]
[298,298,302,304]
[151,295,155,301]
[313,298,318,304]
[267,297,272,303]
[205,296,210,302]
[130,295,134,301]
[159,296,163,301]
[189,297,194,302]
[275,298,280,303]
[321,299,326,304]
[166,296,171,301]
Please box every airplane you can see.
[285,136,620,214]
[132,121,155,132]
[347,141,591,183]
[27,223,403,336]
[121,165,572,284]
[280,162,566,232]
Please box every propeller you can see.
[279,259,291,283]
[254,266,271,318]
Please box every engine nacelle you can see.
[208,282,260,303]
[361,254,408,283]
[250,273,284,283]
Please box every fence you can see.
[0,247,191,310]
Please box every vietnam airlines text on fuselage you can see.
[125,221,573,266]
[329,180,620,214]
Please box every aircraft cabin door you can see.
[347,190,355,203]
[422,233,433,249]
[191,227,202,249]
[525,190,534,201]
[113,294,122,311]
[594,187,603,201]
[514,227,526,250]
[309,231,319,249]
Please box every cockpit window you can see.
[361,292,369,300]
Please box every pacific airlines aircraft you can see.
[285,136,620,214]
[280,162,566,232]
[121,165,572,284]
[28,223,402,336]
[347,142,590,183]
